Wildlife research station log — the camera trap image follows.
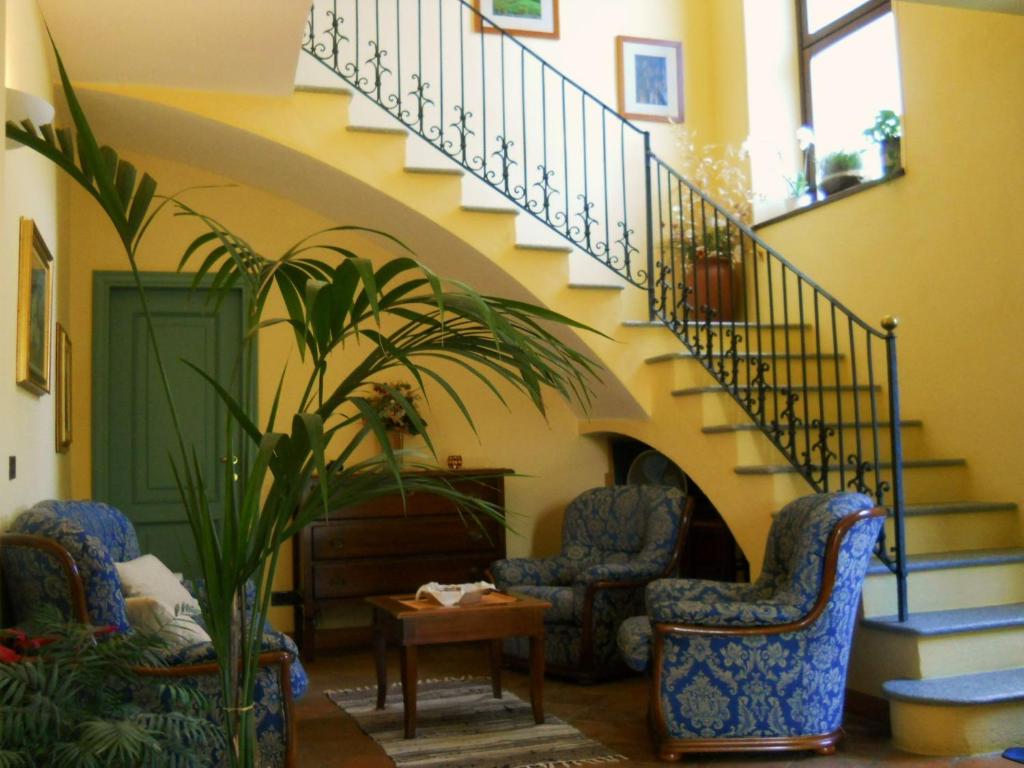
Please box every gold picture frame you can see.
[473,0,560,39]
[16,218,53,395]
[56,323,72,452]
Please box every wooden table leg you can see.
[529,633,544,724]
[373,609,387,709]
[489,639,503,698]
[400,643,418,739]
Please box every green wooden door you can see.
[93,273,253,577]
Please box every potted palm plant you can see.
[864,109,902,177]
[819,150,864,195]
[8,39,603,768]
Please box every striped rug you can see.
[325,677,627,768]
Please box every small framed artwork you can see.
[16,218,54,395]
[616,36,685,123]
[473,0,559,39]
[55,323,72,453]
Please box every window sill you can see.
[753,168,906,230]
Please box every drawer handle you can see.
[331,540,343,550]
[468,530,485,543]
[332,577,346,586]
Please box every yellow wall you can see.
[0,0,66,529]
[756,2,1024,516]
[65,150,610,627]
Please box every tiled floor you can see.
[295,644,1013,767]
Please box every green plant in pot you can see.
[673,221,741,322]
[864,109,902,177]
[8,38,603,768]
[818,149,864,196]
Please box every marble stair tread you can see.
[863,602,1024,636]
[735,457,965,475]
[647,351,843,363]
[867,547,1024,576]
[567,282,625,290]
[672,383,880,396]
[704,419,921,433]
[883,667,1024,705]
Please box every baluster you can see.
[847,318,867,495]
[797,277,812,477]
[866,334,884,502]
[831,303,846,490]
[883,316,908,622]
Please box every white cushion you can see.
[124,596,211,649]
[115,554,200,615]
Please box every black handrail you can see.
[301,0,908,621]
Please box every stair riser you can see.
[766,462,968,506]
[850,625,1024,695]
[645,321,817,351]
[658,357,848,390]
[692,389,886,427]
[863,561,1024,618]
[727,426,926,466]
[889,699,1024,756]
[894,511,1023,556]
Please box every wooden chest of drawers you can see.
[296,469,509,658]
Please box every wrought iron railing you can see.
[301,0,908,620]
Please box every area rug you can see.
[325,676,627,768]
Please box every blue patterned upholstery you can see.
[1,500,306,766]
[617,492,882,751]
[491,485,688,678]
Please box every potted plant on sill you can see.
[864,109,902,177]
[819,149,864,196]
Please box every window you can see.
[797,0,903,196]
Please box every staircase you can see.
[66,0,1023,755]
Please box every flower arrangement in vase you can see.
[367,381,426,451]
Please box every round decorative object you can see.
[626,449,688,492]
[447,454,463,470]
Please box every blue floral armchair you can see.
[491,485,692,682]
[617,492,884,760]
[0,500,307,767]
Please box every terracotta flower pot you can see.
[685,254,740,322]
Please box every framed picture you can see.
[56,323,72,453]
[16,218,53,395]
[473,0,559,39]
[616,36,685,123]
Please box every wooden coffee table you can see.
[366,592,550,739]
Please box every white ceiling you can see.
[901,0,1024,15]
[36,0,311,95]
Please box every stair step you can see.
[568,282,625,291]
[405,165,464,176]
[294,83,352,96]
[868,547,1024,576]
[703,419,921,434]
[516,242,573,254]
[863,603,1024,637]
[905,500,1019,517]
[460,204,519,215]
[884,667,1024,706]
[672,383,880,397]
[346,123,408,136]
[736,457,965,476]
[623,319,809,330]
[647,351,842,363]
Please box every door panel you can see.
[95,278,249,576]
